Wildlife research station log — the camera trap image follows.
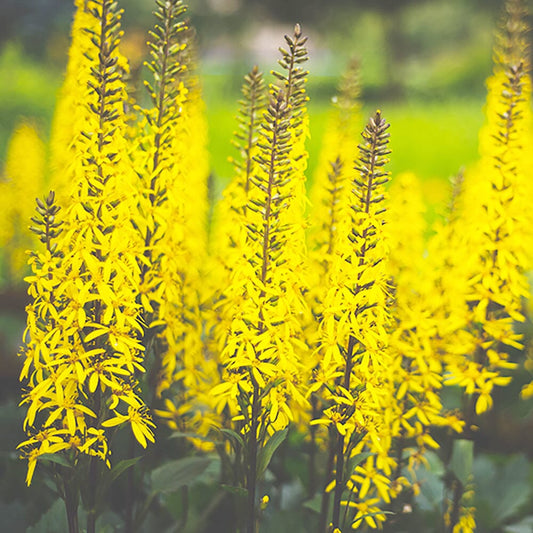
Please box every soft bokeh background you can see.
[0,0,508,190]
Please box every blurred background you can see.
[0,0,514,185]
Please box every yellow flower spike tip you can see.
[48,0,112,202]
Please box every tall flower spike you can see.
[18,192,67,486]
[212,86,309,531]
[444,0,532,416]
[140,8,212,446]
[304,61,361,486]
[133,0,190,398]
[18,0,153,493]
[308,58,362,323]
[384,172,460,523]
[306,66,363,457]
[210,65,267,271]
[312,110,394,531]
[269,26,312,429]
[206,65,267,415]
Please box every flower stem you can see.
[64,474,80,533]
[331,335,356,530]
[319,427,336,533]
[246,380,261,533]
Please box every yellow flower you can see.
[102,406,155,448]
[346,497,386,529]
[19,1,151,485]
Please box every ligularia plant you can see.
[19,2,152,532]
[10,0,532,532]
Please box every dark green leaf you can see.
[27,499,66,533]
[151,456,212,494]
[474,454,531,528]
[218,428,245,451]
[449,439,473,487]
[257,427,288,479]
[504,515,533,533]
[38,453,72,468]
[109,457,142,483]
[220,484,248,498]
[346,452,374,479]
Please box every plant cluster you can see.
[0,0,532,531]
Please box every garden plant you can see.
[1,0,533,531]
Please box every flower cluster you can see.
[18,0,154,487]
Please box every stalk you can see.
[246,380,261,533]
[330,335,355,530]
[318,427,336,533]
[327,109,391,531]
[61,466,80,533]
[245,89,287,533]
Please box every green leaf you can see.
[415,451,446,512]
[218,428,245,451]
[474,454,531,528]
[257,427,288,479]
[490,455,531,524]
[109,457,141,483]
[449,439,473,487]
[302,493,323,514]
[0,501,29,532]
[504,516,533,533]
[38,453,72,468]
[220,484,248,498]
[27,499,66,533]
[151,456,212,494]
